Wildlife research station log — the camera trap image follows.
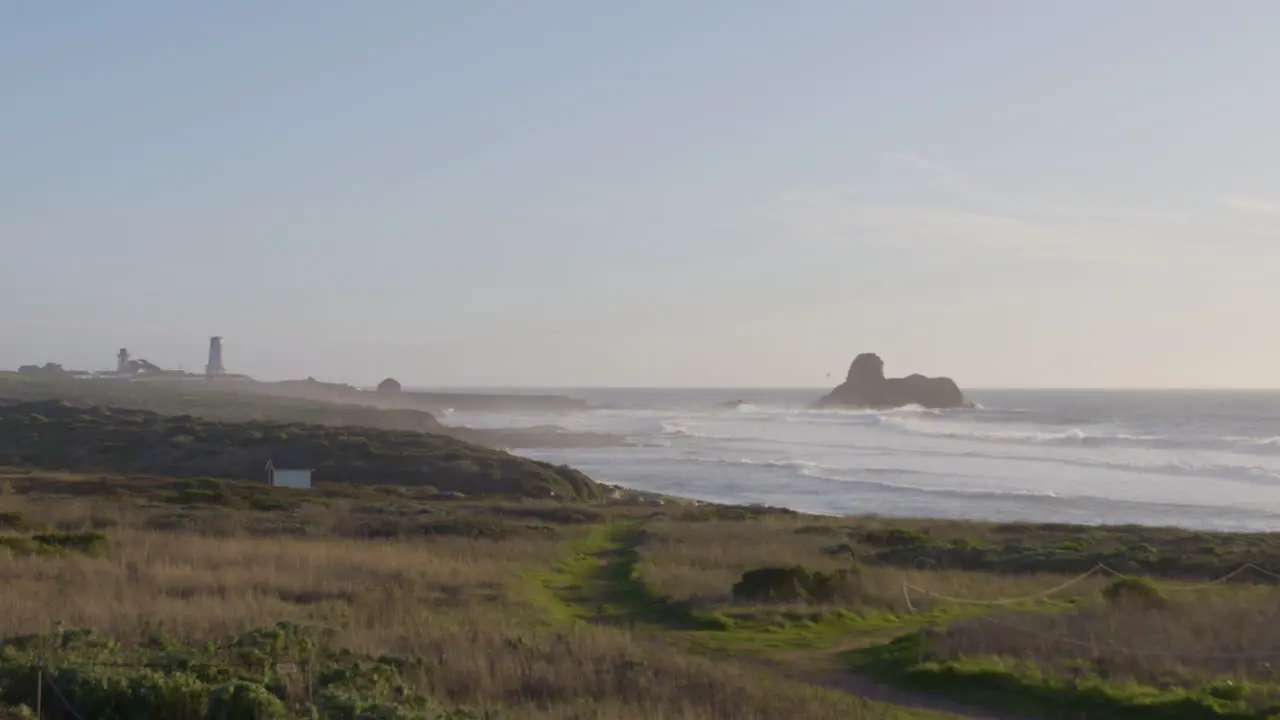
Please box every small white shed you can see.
[265,459,312,489]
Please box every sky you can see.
[3,2,1280,388]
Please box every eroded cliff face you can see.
[815,353,970,410]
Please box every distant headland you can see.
[14,335,588,415]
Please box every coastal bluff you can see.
[815,353,971,410]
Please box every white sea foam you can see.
[500,388,1280,531]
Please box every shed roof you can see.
[265,454,316,471]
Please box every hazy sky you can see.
[4,2,1280,388]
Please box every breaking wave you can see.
[512,388,1280,531]
[877,415,1280,454]
[679,455,1060,500]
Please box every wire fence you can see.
[42,671,86,720]
[962,613,1280,660]
[901,561,1280,613]
[900,561,1280,663]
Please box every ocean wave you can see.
[658,420,692,436]
[792,404,946,420]
[881,415,1097,443]
[876,415,1280,455]
[671,438,1280,493]
[1225,436,1280,447]
[798,469,1062,500]
[658,420,721,439]
[878,444,1280,487]
[638,403,1274,456]
[678,454,1057,499]
[516,391,1280,531]
[587,405,1280,473]
[721,456,936,477]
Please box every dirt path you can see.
[538,522,1041,720]
[811,669,1039,720]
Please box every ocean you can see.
[441,389,1280,532]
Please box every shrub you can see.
[1128,543,1157,560]
[821,543,858,559]
[485,505,605,525]
[731,565,862,604]
[419,517,513,541]
[794,525,844,537]
[1101,576,1165,609]
[676,506,763,522]
[806,568,862,603]
[733,567,810,602]
[859,527,929,549]
[207,681,290,719]
[171,488,231,506]
[0,532,108,557]
[0,536,35,555]
[0,511,26,530]
[33,531,109,557]
[243,493,294,512]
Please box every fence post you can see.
[36,666,42,718]
[305,652,314,711]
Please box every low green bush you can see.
[171,488,231,506]
[0,511,26,530]
[731,565,862,604]
[0,624,472,720]
[243,493,294,512]
[0,532,106,557]
[847,632,1280,720]
[420,516,515,541]
[859,528,929,549]
[1101,576,1166,609]
[34,531,109,557]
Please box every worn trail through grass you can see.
[532,521,1041,720]
[531,521,720,630]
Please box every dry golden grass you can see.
[637,517,1111,612]
[0,528,549,641]
[937,586,1280,685]
[0,498,899,719]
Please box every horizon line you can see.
[402,384,1280,393]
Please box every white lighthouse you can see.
[205,336,226,376]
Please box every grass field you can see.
[0,470,952,719]
[5,467,1280,718]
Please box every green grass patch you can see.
[530,522,960,657]
[0,531,107,557]
[528,525,971,718]
[529,523,728,630]
[845,631,1280,719]
[32,531,108,556]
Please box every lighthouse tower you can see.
[205,337,226,376]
